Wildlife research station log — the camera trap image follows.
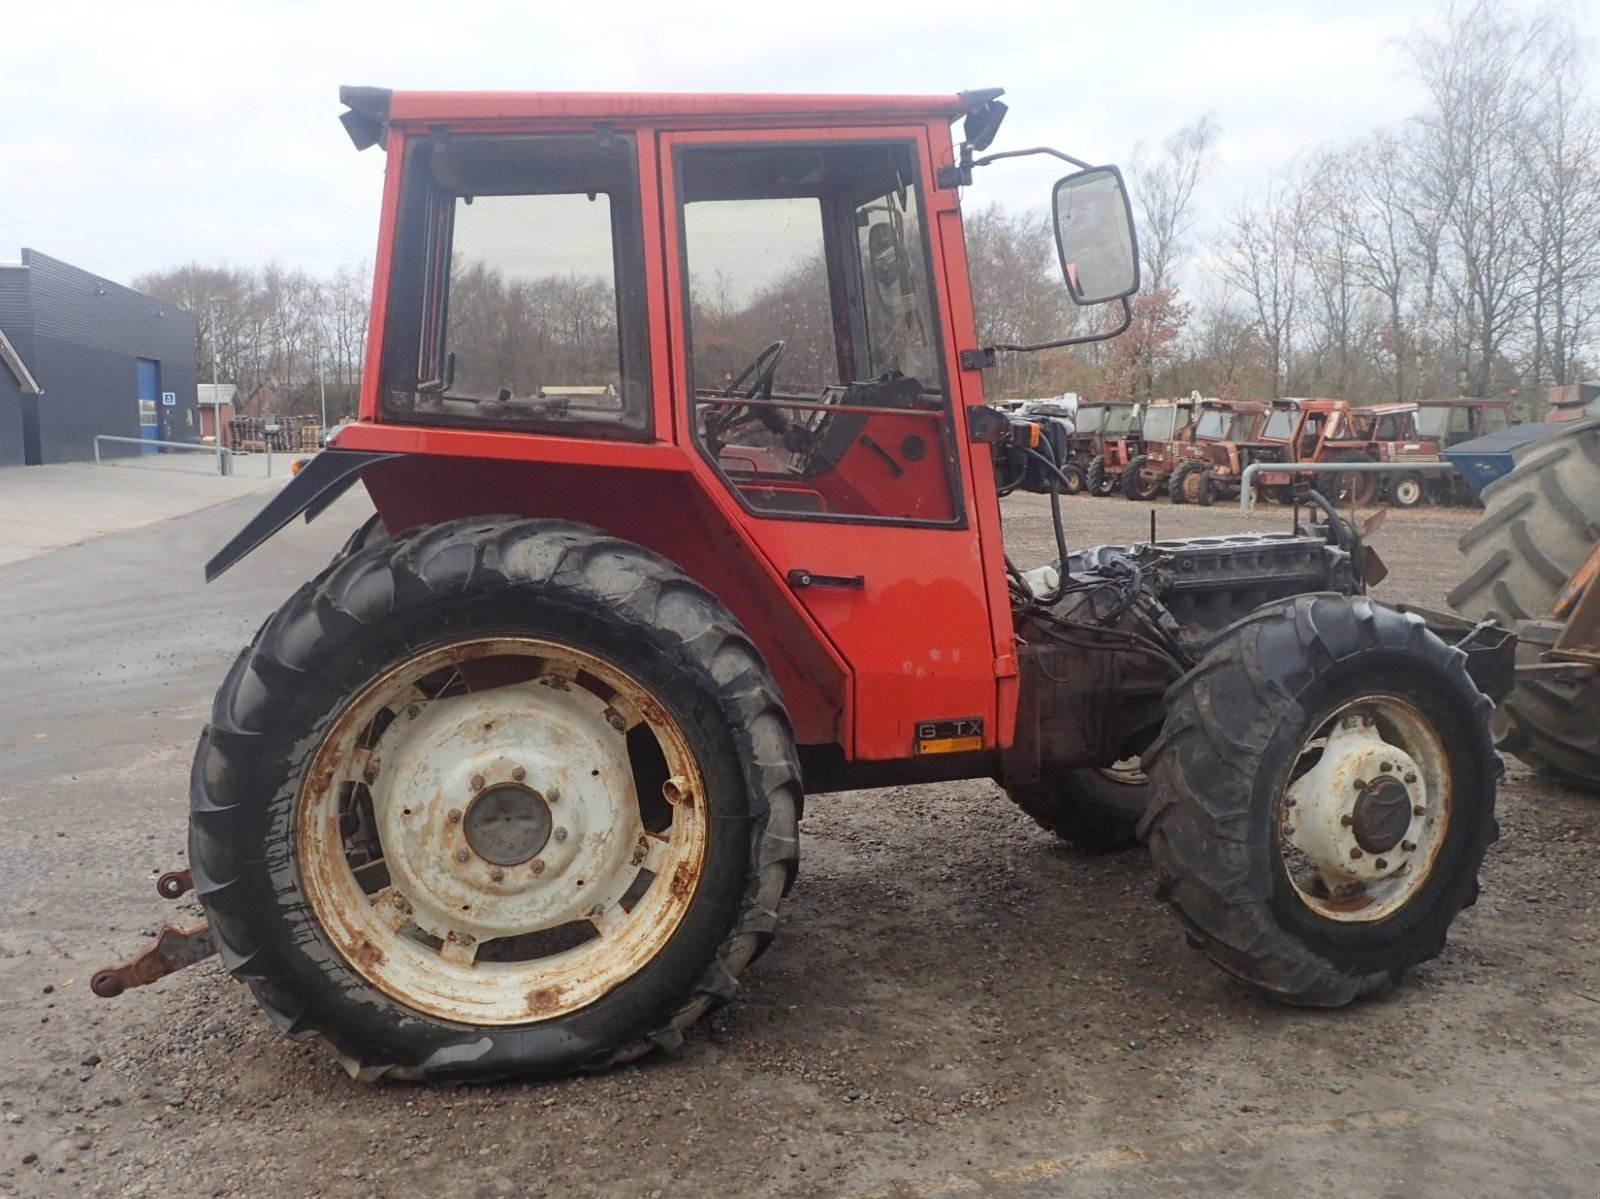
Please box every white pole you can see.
[208,296,224,476]
[317,336,328,440]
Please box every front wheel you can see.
[190,518,801,1081]
[1120,456,1162,501]
[1388,472,1426,508]
[1141,595,1499,1006]
[1085,456,1115,497]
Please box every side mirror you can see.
[1052,166,1139,306]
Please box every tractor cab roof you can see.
[338,84,1002,148]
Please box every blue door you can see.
[137,358,160,453]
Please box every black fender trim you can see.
[205,449,400,582]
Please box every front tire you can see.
[1388,472,1425,509]
[1169,461,1203,505]
[1085,456,1114,497]
[190,518,801,1081]
[1120,455,1162,501]
[1142,595,1499,1006]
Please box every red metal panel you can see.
[385,90,973,127]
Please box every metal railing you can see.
[1238,460,1460,510]
[93,435,235,475]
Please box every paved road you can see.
[0,493,1595,1197]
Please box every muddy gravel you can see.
[0,490,1595,1197]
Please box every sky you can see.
[2,0,1593,288]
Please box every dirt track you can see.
[0,489,1596,1197]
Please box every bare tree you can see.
[1220,173,1311,396]
[1129,113,1219,294]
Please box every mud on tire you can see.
[1141,595,1499,1006]
[189,517,801,1081]
[1006,766,1146,851]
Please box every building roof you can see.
[0,326,42,395]
[197,383,238,408]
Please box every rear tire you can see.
[1142,595,1499,1006]
[1007,766,1146,851]
[1331,451,1379,506]
[1057,462,1086,495]
[190,517,801,1081]
[1448,419,1600,790]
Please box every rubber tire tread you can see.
[189,516,802,1081]
[1006,768,1144,851]
[1085,455,1112,497]
[1120,456,1161,501]
[1141,594,1500,1006]
[1447,419,1600,789]
[1168,461,1201,504]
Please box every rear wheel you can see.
[1330,452,1379,506]
[1057,462,1086,495]
[1448,420,1600,790]
[1121,456,1162,501]
[190,518,801,1081]
[1142,595,1499,1005]
[1007,762,1147,851]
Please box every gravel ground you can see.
[0,489,1595,1198]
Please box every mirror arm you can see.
[972,146,1095,171]
[960,296,1133,369]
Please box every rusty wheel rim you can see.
[296,637,709,1025]
[1277,695,1452,923]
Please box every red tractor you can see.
[94,86,1510,1083]
[1165,398,1265,504]
[1118,396,1195,500]
[1082,403,1144,496]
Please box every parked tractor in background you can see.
[1081,402,1144,495]
[1168,399,1267,505]
[91,85,1512,1085]
[1061,400,1139,490]
[1119,395,1196,500]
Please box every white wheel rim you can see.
[1279,696,1452,923]
[296,637,708,1025]
[1397,479,1421,504]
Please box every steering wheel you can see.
[705,340,788,447]
[722,340,786,402]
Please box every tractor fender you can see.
[204,449,400,581]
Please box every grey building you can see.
[0,249,198,466]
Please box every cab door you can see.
[658,127,1004,760]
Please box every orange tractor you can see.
[93,86,1511,1083]
[1163,398,1266,504]
[1117,396,1195,500]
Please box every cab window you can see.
[380,134,652,438]
[677,140,959,524]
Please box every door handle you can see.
[786,569,864,590]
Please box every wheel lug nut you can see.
[490,867,505,882]
[1380,761,1393,773]
[1340,814,1355,827]
[1353,778,1367,791]
[447,808,462,824]
[1349,847,1363,859]
[547,787,560,803]
[512,766,526,782]
[554,827,568,842]
[530,859,545,875]
[1401,840,1417,852]
[1404,771,1417,784]
[470,774,485,792]
[1375,857,1388,870]
[455,849,470,863]
[1413,804,1426,816]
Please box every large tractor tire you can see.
[1085,456,1115,497]
[1142,595,1499,1006]
[1330,451,1379,506]
[1448,419,1600,790]
[190,517,801,1081]
[1006,763,1148,851]
[1168,461,1204,505]
[1120,455,1163,501]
